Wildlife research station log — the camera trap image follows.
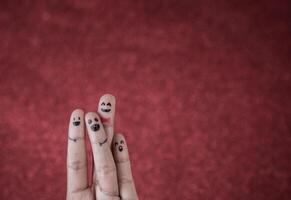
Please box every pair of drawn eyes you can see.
[73,117,81,121]
[88,118,98,124]
[101,102,111,106]
[115,140,124,146]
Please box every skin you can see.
[113,134,138,200]
[97,94,116,146]
[67,95,138,200]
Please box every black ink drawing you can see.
[90,124,100,131]
[72,116,81,126]
[115,140,125,152]
[99,138,108,146]
[100,102,112,113]
[68,136,83,142]
[88,118,100,132]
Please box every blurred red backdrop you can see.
[0,0,290,199]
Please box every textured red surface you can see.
[0,0,290,199]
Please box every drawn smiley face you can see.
[98,94,116,126]
[100,102,112,113]
[72,116,81,126]
[87,117,100,132]
[98,94,116,116]
[69,109,85,142]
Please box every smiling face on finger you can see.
[72,116,81,126]
[68,109,85,143]
[70,110,83,128]
[98,94,116,125]
[100,102,112,113]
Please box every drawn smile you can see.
[73,121,81,126]
[68,136,84,142]
[90,124,100,132]
[99,138,108,146]
[118,145,123,152]
[101,108,111,113]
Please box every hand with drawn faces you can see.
[66,94,138,200]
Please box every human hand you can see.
[66,94,138,200]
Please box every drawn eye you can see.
[120,140,124,144]
[78,117,80,120]
[88,119,92,124]
[107,103,111,106]
[115,142,118,146]
[94,118,98,122]
[73,117,75,120]
[101,102,105,106]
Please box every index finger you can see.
[67,109,88,194]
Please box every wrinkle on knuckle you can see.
[118,177,133,184]
[67,188,93,200]
[98,185,120,199]
[96,165,116,176]
[115,158,130,164]
[70,185,88,193]
[67,160,86,171]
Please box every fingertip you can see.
[98,94,116,114]
[70,108,84,120]
[85,112,102,126]
[85,112,97,120]
[113,133,129,162]
[98,94,116,107]
[113,133,125,141]
[85,112,108,147]
[72,108,85,115]
[69,108,85,137]
[100,93,116,101]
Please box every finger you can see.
[67,188,94,200]
[97,94,116,146]
[113,134,138,200]
[85,112,119,199]
[67,109,88,194]
[95,94,116,188]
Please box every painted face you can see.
[98,94,116,125]
[72,116,81,126]
[86,113,108,146]
[115,139,125,152]
[113,134,129,162]
[100,102,112,113]
[69,109,84,141]
[87,117,100,132]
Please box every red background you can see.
[0,0,290,199]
